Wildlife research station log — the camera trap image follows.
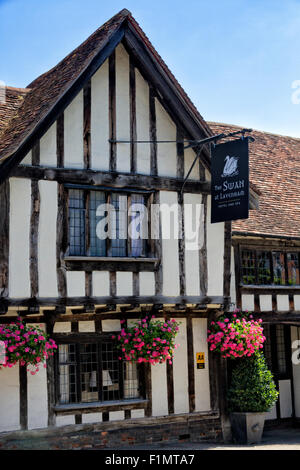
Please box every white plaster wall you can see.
[109,410,124,421]
[56,415,75,426]
[139,272,155,296]
[135,68,150,174]
[66,271,85,297]
[78,321,95,332]
[82,413,102,423]
[91,59,109,171]
[64,90,84,169]
[151,358,168,416]
[102,319,121,332]
[38,181,58,297]
[193,318,211,412]
[9,177,31,298]
[116,44,130,173]
[116,272,133,296]
[173,318,189,414]
[294,295,300,311]
[241,294,255,312]
[131,409,145,418]
[260,295,272,311]
[92,271,110,297]
[53,322,72,333]
[0,364,20,431]
[156,98,177,177]
[160,191,180,296]
[291,327,300,417]
[184,193,201,296]
[206,195,224,296]
[22,151,32,165]
[279,380,293,418]
[27,324,48,430]
[277,295,290,311]
[184,147,199,180]
[40,122,57,167]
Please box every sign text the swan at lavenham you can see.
[211,138,249,223]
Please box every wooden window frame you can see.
[239,245,300,288]
[64,185,159,270]
[53,332,146,408]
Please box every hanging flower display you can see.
[0,317,57,374]
[112,315,180,365]
[207,310,265,359]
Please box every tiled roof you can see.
[0,87,30,136]
[209,122,300,238]
[0,9,211,166]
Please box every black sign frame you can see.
[211,138,249,224]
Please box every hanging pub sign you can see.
[211,138,249,224]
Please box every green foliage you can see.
[227,352,279,412]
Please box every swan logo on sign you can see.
[221,155,239,178]
[211,138,249,224]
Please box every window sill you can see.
[53,398,148,415]
[64,256,159,272]
[240,284,300,292]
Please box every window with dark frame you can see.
[68,188,149,258]
[240,248,300,286]
[56,338,141,405]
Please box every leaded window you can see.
[68,189,148,258]
[240,248,300,286]
[57,339,140,404]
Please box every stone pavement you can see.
[117,428,300,450]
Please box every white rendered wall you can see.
[172,318,189,414]
[260,295,272,311]
[64,90,84,169]
[184,147,199,180]
[184,193,201,296]
[156,98,177,177]
[9,177,31,298]
[22,151,32,165]
[277,295,290,311]
[160,191,180,296]
[206,196,224,297]
[66,271,85,298]
[116,272,133,296]
[40,122,57,167]
[115,44,130,173]
[135,69,150,174]
[91,59,109,171]
[139,272,155,296]
[151,318,169,417]
[92,271,110,297]
[0,364,20,431]
[27,325,48,429]
[193,318,211,412]
[241,294,255,311]
[279,380,293,418]
[38,181,58,297]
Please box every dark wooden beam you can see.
[12,165,211,194]
[164,312,174,415]
[129,57,137,173]
[56,184,67,297]
[3,295,226,308]
[19,365,28,430]
[186,314,195,413]
[0,181,9,298]
[109,50,116,172]
[31,140,40,166]
[223,221,232,304]
[56,113,64,168]
[199,194,208,296]
[83,81,91,170]
[30,180,40,298]
[149,86,157,176]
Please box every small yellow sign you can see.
[196,352,205,369]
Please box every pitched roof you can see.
[0,9,211,177]
[209,121,300,239]
[0,87,30,136]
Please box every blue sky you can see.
[1,0,300,137]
